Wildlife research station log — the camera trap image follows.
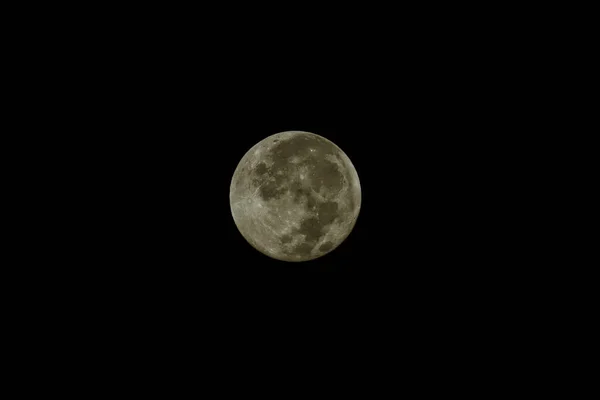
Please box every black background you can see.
[7,3,560,386]
[15,4,543,384]
[41,3,524,336]
[68,11,506,282]
[84,48,503,306]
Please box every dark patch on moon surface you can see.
[255,162,268,175]
[306,195,317,210]
[294,242,315,256]
[310,159,344,195]
[316,201,339,225]
[280,234,292,244]
[289,201,339,255]
[298,217,322,243]
[319,241,334,253]
[293,188,312,204]
[259,181,286,201]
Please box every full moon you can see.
[230,131,361,262]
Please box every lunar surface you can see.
[230,131,361,262]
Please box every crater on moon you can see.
[230,131,361,262]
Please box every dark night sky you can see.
[66,6,516,315]
[99,68,499,286]
[26,7,537,377]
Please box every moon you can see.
[230,131,361,262]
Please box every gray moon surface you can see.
[230,131,361,262]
